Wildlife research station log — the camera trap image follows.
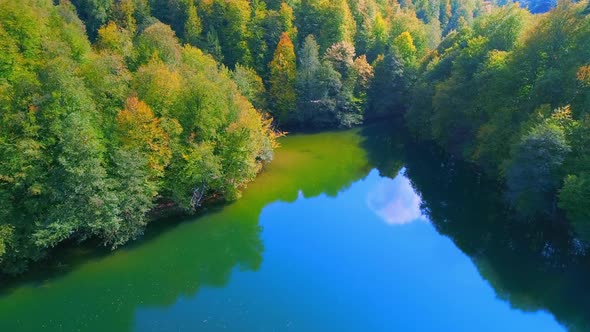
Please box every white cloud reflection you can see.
[366,169,427,225]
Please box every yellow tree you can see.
[96,21,134,58]
[577,65,590,86]
[393,31,417,65]
[115,97,173,177]
[268,32,297,125]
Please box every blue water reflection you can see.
[134,169,565,332]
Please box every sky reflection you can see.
[367,168,427,225]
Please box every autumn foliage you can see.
[116,97,172,176]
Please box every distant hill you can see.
[494,0,558,13]
[519,0,558,13]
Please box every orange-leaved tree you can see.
[268,32,297,126]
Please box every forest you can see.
[0,0,588,274]
[405,1,590,238]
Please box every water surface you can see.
[0,125,588,331]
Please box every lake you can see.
[1,124,589,331]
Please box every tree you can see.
[296,35,323,124]
[296,0,356,51]
[367,12,389,61]
[107,148,155,247]
[198,0,252,68]
[0,225,13,263]
[81,52,131,118]
[559,113,590,234]
[149,0,201,44]
[205,27,224,63]
[70,0,114,40]
[184,1,202,45]
[505,122,571,217]
[393,31,418,65]
[166,143,221,210]
[324,41,356,79]
[559,173,590,239]
[268,32,297,125]
[296,35,340,127]
[110,0,136,33]
[352,55,374,94]
[115,97,172,177]
[221,0,253,67]
[248,2,296,76]
[232,64,267,112]
[133,59,182,117]
[136,22,182,67]
[350,54,374,119]
[322,0,357,47]
[323,41,370,127]
[36,112,120,249]
[96,21,134,60]
[367,52,412,119]
[389,10,429,58]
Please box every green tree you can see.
[204,27,224,63]
[165,143,221,210]
[505,122,571,217]
[559,173,590,240]
[198,0,252,68]
[248,2,296,76]
[70,0,114,40]
[297,0,356,51]
[136,22,182,67]
[296,35,342,127]
[367,52,412,119]
[150,0,202,45]
[184,1,202,45]
[232,64,267,112]
[81,52,131,118]
[390,10,429,58]
[36,112,120,249]
[0,225,13,263]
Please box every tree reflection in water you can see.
[361,121,590,332]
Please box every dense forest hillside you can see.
[0,0,278,273]
[0,0,490,274]
[405,1,590,238]
[63,0,493,129]
[1,0,589,274]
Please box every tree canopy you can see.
[0,0,277,273]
